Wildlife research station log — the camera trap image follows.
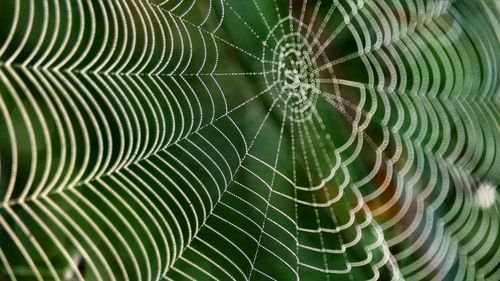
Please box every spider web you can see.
[0,0,499,280]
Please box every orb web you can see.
[0,1,498,281]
